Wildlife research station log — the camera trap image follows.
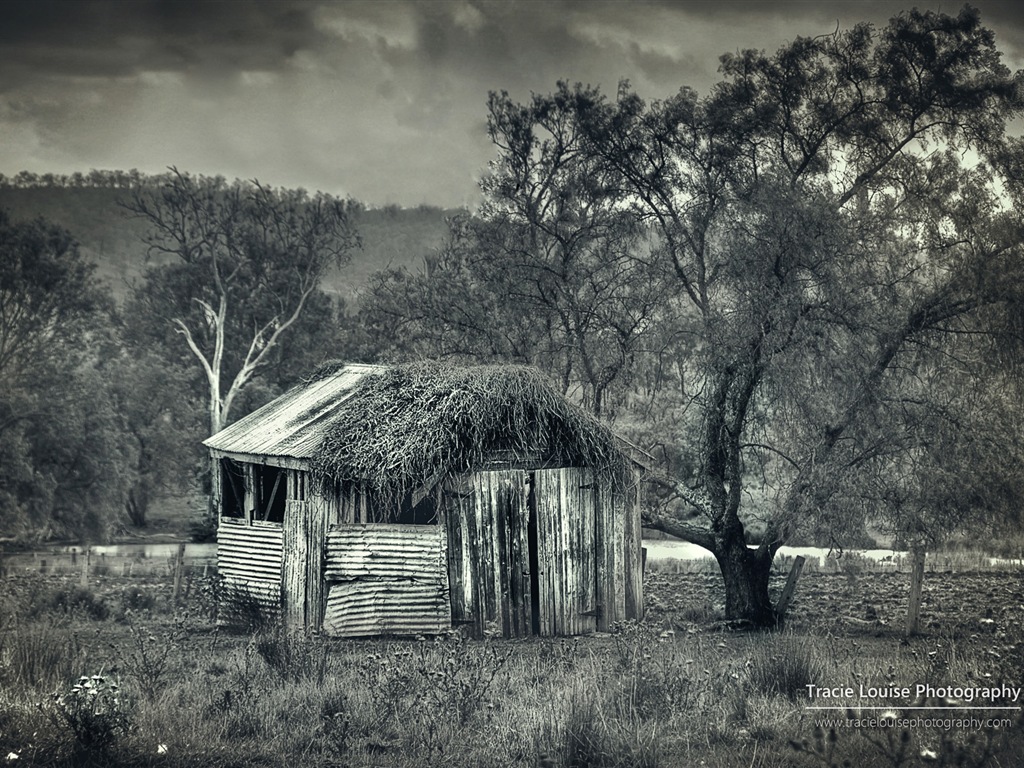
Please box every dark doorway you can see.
[527,472,541,635]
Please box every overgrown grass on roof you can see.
[309,363,629,496]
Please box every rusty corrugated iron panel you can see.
[218,519,283,624]
[322,524,450,637]
[203,364,383,460]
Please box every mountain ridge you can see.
[0,180,458,305]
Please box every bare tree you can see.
[123,169,360,434]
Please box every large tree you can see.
[0,211,130,542]
[123,169,360,435]
[479,8,1024,625]
[362,89,671,418]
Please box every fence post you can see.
[80,548,90,587]
[905,548,926,636]
[172,542,186,605]
[775,555,806,626]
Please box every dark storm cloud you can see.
[0,0,1021,207]
[0,0,321,79]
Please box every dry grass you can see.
[310,362,631,500]
[0,569,1022,767]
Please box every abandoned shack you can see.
[203,362,644,638]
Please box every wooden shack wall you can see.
[595,473,643,629]
[444,469,533,638]
[322,524,449,638]
[445,467,609,638]
[217,518,283,624]
[533,467,599,636]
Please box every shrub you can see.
[747,634,829,702]
[48,674,133,758]
[119,587,158,614]
[40,586,110,621]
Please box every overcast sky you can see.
[2,0,1022,208]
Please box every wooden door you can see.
[532,467,598,636]
[443,470,532,637]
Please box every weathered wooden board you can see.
[596,474,640,630]
[322,524,449,638]
[282,497,327,631]
[443,470,532,638]
[534,467,598,636]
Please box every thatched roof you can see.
[309,362,631,494]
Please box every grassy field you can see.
[1,559,1022,767]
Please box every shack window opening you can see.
[255,465,286,524]
[220,458,246,519]
[394,486,438,525]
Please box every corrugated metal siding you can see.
[322,524,450,638]
[217,518,284,624]
[204,364,382,460]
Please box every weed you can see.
[790,713,1024,768]
[538,684,660,768]
[319,690,353,759]
[254,626,328,684]
[0,618,84,691]
[112,610,190,700]
[46,674,133,760]
[747,633,830,702]
[611,621,700,720]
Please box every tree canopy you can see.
[0,211,130,542]
[123,169,361,435]
[363,6,1024,625]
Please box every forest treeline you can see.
[3,8,1024,626]
[0,171,456,543]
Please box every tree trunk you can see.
[124,482,149,528]
[715,537,776,627]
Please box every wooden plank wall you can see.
[322,524,449,638]
[534,467,598,636]
[595,473,643,629]
[444,470,532,638]
[217,518,283,623]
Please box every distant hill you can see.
[0,180,458,306]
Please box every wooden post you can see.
[905,548,926,636]
[775,555,806,625]
[172,543,186,605]
[80,549,90,587]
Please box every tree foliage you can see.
[583,7,1024,624]
[363,87,672,418]
[0,211,129,542]
[123,169,361,434]
[366,7,1024,625]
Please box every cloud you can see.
[0,0,1021,207]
